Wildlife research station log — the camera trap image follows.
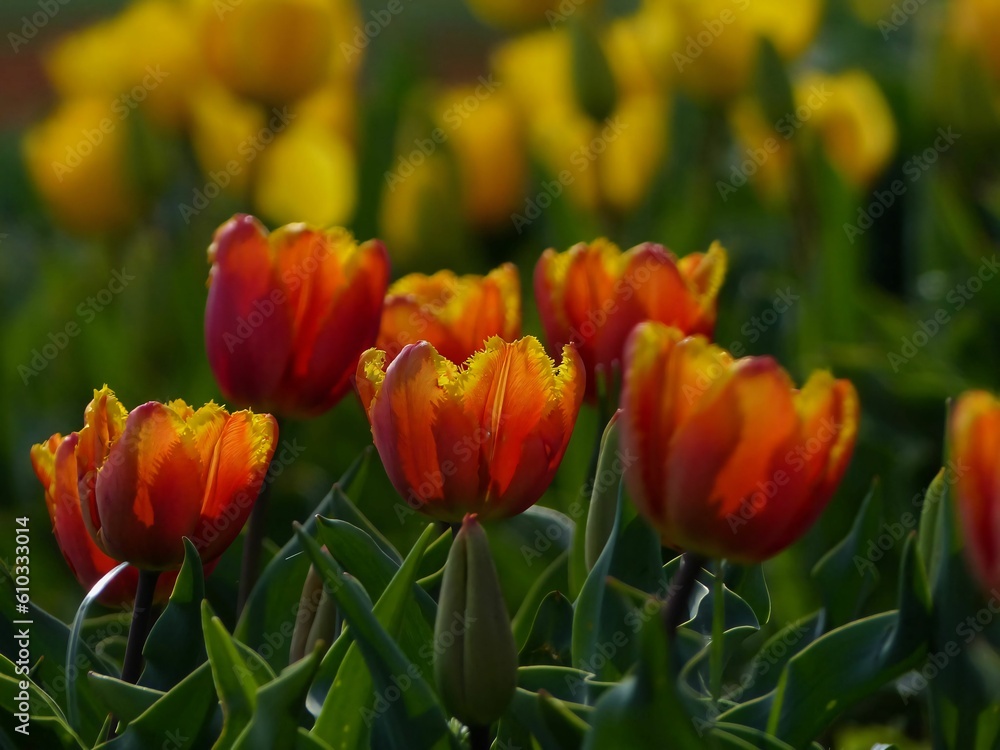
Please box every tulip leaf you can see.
[489,506,574,615]
[513,551,570,650]
[519,591,574,668]
[139,539,205,691]
[582,612,705,750]
[87,674,163,725]
[736,611,824,702]
[723,565,770,629]
[298,525,457,750]
[0,560,112,745]
[236,449,376,671]
[572,482,665,681]
[752,37,796,130]
[0,654,85,749]
[306,519,438,718]
[538,690,592,749]
[232,644,325,750]
[516,665,594,703]
[201,601,271,749]
[811,480,883,628]
[717,537,932,746]
[103,661,218,749]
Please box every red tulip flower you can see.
[535,239,726,399]
[356,336,584,521]
[205,213,390,417]
[377,263,521,364]
[619,323,859,563]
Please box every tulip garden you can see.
[4,0,1000,748]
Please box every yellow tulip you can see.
[46,0,200,130]
[23,98,138,236]
[435,88,527,229]
[188,84,266,196]
[198,0,336,104]
[797,70,897,188]
[948,0,1000,83]
[253,122,357,228]
[600,93,669,213]
[727,96,794,203]
[743,0,823,60]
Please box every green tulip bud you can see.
[290,556,337,663]
[434,514,517,728]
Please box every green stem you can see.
[711,560,726,702]
[468,724,490,750]
[110,569,160,738]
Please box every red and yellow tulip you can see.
[535,239,726,399]
[950,391,1000,592]
[32,387,275,578]
[205,214,390,417]
[356,336,584,521]
[377,264,521,364]
[619,323,859,562]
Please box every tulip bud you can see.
[434,515,517,727]
[585,411,622,571]
[290,561,338,663]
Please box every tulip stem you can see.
[662,552,705,640]
[468,725,490,750]
[237,485,269,615]
[710,561,726,702]
[111,569,160,737]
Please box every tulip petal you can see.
[194,411,278,561]
[206,214,293,405]
[96,402,205,569]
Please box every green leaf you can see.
[139,539,205,691]
[572,484,665,681]
[235,450,379,671]
[812,480,883,627]
[297,526,456,750]
[87,674,163,725]
[718,537,932,746]
[202,601,271,749]
[538,690,591,749]
[233,645,325,750]
[737,612,823,702]
[583,612,706,750]
[751,37,796,127]
[103,662,218,749]
[519,591,574,668]
[0,654,84,749]
[723,565,770,629]
[512,552,569,651]
[66,563,129,731]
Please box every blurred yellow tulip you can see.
[198,0,336,104]
[23,98,138,236]
[600,93,669,213]
[434,88,527,229]
[188,84,266,196]
[253,122,357,227]
[797,70,897,188]
[744,0,823,60]
[294,78,358,143]
[45,0,200,130]
[604,2,680,96]
[949,0,1000,83]
[727,96,795,204]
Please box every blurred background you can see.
[0,0,998,744]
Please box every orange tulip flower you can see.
[534,239,726,399]
[376,263,521,364]
[31,428,176,606]
[950,390,1000,592]
[619,323,859,563]
[205,213,390,417]
[35,386,278,571]
[356,336,584,521]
